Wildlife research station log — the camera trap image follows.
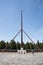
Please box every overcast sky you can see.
[0,0,43,43]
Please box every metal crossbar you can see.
[12,30,21,40]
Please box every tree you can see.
[26,42,30,49]
[0,40,6,49]
[39,42,43,49]
[29,42,34,49]
[23,44,26,50]
[9,40,16,49]
[16,42,20,50]
[5,42,10,49]
[36,40,40,49]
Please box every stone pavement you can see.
[0,52,43,65]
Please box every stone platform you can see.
[0,52,43,65]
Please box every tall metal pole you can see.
[21,10,23,47]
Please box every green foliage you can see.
[26,42,30,49]
[5,42,10,49]
[0,40,43,50]
[29,42,34,49]
[16,42,20,50]
[23,44,26,50]
[0,40,6,49]
[9,40,16,49]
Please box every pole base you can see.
[17,47,26,54]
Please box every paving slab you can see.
[0,52,43,65]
